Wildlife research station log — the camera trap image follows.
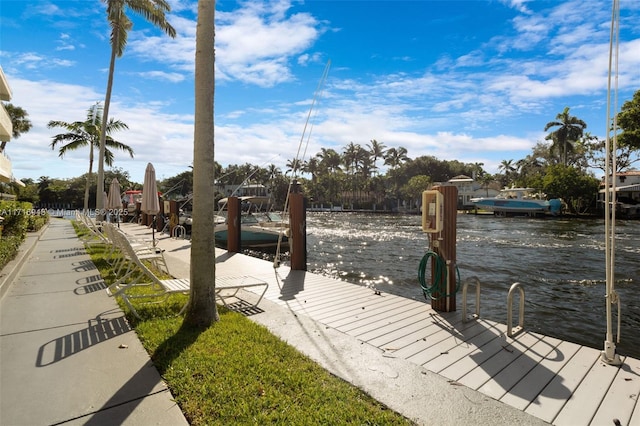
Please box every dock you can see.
[121,222,640,426]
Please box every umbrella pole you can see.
[152,215,156,247]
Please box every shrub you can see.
[0,235,23,270]
[0,201,49,270]
[0,201,32,239]
[27,213,49,231]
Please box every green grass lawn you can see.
[80,226,415,425]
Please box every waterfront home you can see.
[437,175,500,210]
[598,170,640,218]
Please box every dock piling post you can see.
[431,185,458,312]
[290,192,307,271]
[168,200,178,236]
[227,196,241,253]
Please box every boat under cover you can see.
[214,212,289,249]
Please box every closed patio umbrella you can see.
[107,178,122,227]
[141,163,160,246]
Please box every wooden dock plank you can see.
[437,324,511,382]
[406,319,498,367]
[276,281,352,301]
[327,296,416,330]
[590,355,640,426]
[358,308,437,346]
[630,397,640,426]
[393,318,477,362]
[347,303,425,341]
[345,299,425,335]
[370,312,462,354]
[424,320,507,374]
[499,339,581,411]
[524,345,600,423]
[552,349,621,426]
[456,331,545,391]
[313,292,403,321]
[478,335,562,400]
[279,284,365,308]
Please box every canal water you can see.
[301,212,639,360]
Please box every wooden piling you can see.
[289,192,307,271]
[431,185,458,312]
[156,199,165,232]
[227,196,241,253]
[168,200,178,236]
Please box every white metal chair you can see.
[105,232,269,318]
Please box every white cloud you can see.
[126,1,324,87]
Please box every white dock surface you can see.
[124,223,640,426]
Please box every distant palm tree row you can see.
[251,141,473,210]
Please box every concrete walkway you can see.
[0,219,188,426]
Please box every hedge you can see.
[0,201,49,270]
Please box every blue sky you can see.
[1,0,639,184]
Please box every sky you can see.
[1,0,639,185]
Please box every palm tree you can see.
[266,163,281,193]
[383,147,409,210]
[316,148,342,204]
[48,103,132,210]
[343,142,360,205]
[96,0,176,218]
[317,148,342,173]
[383,146,409,169]
[367,139,386,176]
[498,159,516,187]
[183,0,217,328]
[1,103,32,151]
[544,107,587,166]
[470,162,484,180]
[285,158,303,176]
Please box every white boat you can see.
[470,188,562,216]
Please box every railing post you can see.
[462,276,481,323]
[172,225,186,239]
[507,282,525,337]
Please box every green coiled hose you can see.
[418,250,460,300]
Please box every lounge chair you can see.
[103,223,169,276]
[106,230,268,318]
[75,211,110,246]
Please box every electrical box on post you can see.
[422,190,444,233]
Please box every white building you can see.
[599,170,640,218]
[439,175,499,209]
[0,66,23,197]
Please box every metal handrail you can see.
[507,282,525,337]
[461,276,481,323]
[171,225,186,239]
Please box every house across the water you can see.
[437,175,500,210]
[599,170,640,218]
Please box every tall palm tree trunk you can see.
[84,146,94,211]
[97,33,119,218]
[183,0,218,327]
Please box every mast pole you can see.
[602,0,622,366]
